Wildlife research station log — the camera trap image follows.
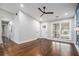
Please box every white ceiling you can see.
[0,3,77,22]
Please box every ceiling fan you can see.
[38,6,54,17]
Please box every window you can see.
[61,22,70,39]
[53,23,60,38]
[52,21,70,39]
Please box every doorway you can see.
[1,21,9,50]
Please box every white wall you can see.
[0,9,40,44]
[40,22,51,38]
[0,8,14,43]
[0,20,2,43]
[11,11,40,44]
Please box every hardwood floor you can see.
[0,44,4,56]
[0,38,79,56]
[47,41,78,56]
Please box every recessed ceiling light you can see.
[65,13,68,16]
[40,18,43,21]
[20,4,24,8]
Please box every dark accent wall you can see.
[75,3,79,46]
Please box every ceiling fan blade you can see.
[40,13,44,17]
[38,8,44,13]
[45,12,54,14]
